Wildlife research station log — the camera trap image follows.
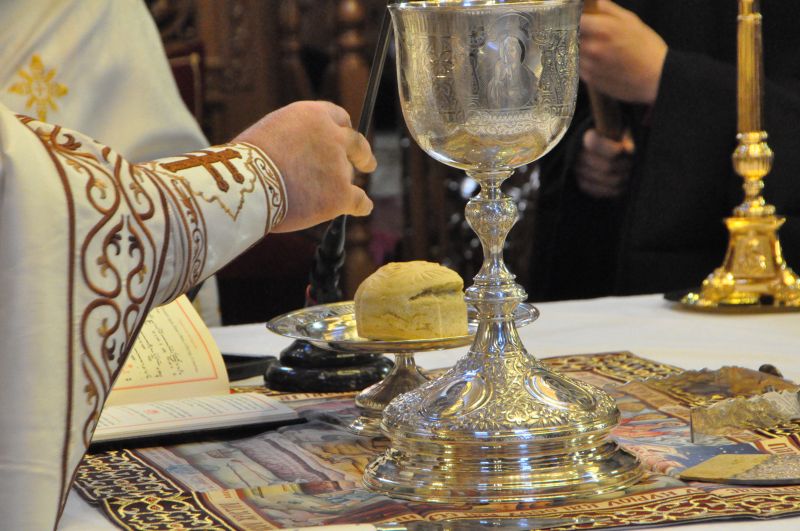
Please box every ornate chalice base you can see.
[363,168,642,500]
[364,323,642,502]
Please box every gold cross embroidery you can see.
[7,55,68,121]
[161,149,245,192]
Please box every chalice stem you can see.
[464,170,530,360]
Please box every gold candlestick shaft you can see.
[734,0,773,218]
[737,0,763,134]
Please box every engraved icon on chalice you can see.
[364,1,642,503]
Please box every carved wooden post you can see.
[335,0,376,297]
[279,0,314,101]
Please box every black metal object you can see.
[223,354,276,382]
[265,7,395,393]
[265,356,394,393]
[305,4,393,306]
[265,217,392,392]
[264,216,392,392]
[307,214,347,305]
[357,5,392,139]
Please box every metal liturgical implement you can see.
[691,390,800,444]
[682,0,800,309]
[364,0,641,504]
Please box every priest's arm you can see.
[0,100,375,529]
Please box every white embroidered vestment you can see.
[0,0,208,162]
[0,106,286,529]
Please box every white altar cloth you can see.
[59,294,800,530]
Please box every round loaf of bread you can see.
[354,261,468,340]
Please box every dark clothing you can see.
[528,0,800,301]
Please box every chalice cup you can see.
[364,0,642,502]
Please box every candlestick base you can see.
[681,215,800,309]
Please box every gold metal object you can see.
[365,0,642,503]
[624,365,799,409]
[617,365,800,444]
[681,0,800,309]
[267,301,539,436]
[691,390,800,444]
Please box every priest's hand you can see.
[234,101,376,233]
[575,128,635,199]
[580,0,668,104]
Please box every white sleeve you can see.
[0,105,286,529]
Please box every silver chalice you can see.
[364,0,642,502]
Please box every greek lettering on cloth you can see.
[0,104,286,529]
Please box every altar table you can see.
[59,294,800,530]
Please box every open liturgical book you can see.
[93,295,297,444]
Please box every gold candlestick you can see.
[681,0,800,309]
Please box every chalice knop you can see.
[364,0,642,502]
